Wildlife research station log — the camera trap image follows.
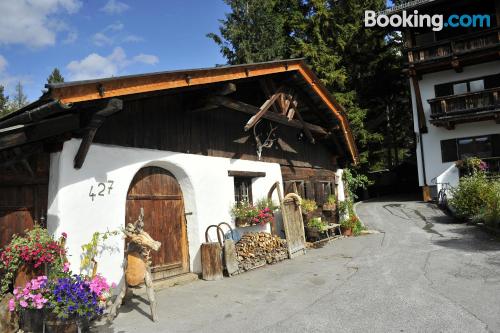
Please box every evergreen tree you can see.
[47,68,65,84]
[209,0,413,170]
[10,81,29,111]
[0,85,9,117]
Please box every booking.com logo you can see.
[365,10,491,31]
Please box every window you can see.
[441,135,500,162]
[469,80,484,92]
[453,82,468,95]
[435,74,500,98]
[234,177,253,204]
[284,180,305,198]
[458,136,492,159]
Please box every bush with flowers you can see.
[0,226,67,295]
[8,276,49,312]
[231,198,277,227]
[46,274,113,320]
[8,263,115,322]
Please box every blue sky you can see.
[0,0,229,101]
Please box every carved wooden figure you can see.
[108,208,161,322]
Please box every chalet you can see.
[386,0,500,200]
[0,59,358,284]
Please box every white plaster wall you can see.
[47,139,283,285]
[436,163,459,198]
[410,60,500,186]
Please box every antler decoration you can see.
[253,120,278,160]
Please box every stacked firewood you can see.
[235,232,288,271]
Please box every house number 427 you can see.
[89,181,114,202]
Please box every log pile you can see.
[235,232,288,271]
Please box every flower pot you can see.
[44,317,79,333]
[20,309,44,333]
[341,226,352,237]
[14,264,44,289]
[305,227,321,240]
[235,217,253,228]
[322,203,336,212]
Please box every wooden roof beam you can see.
[210,95,328,136]
[244,86,285,132]
[74,98,123,169]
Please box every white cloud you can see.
[92,32,114,46]
[123,34,143,43]
[0,0,82,48]
[133,54,159,65]
[66,47,159,81]
[101,0,129,14]
[105,22,124,32]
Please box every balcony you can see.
[407,27,500,73]
[428,87,500,127]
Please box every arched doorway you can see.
[126,166,189,280]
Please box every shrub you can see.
[482,181,500,228]
[307,217,327,231]
[449,173,489,220]
[300,199,317,214]
[0,226,66,296]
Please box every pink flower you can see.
[61,232,67,238]
[19,300,28,308]
[63,262,70,273]
[8,299,15,312]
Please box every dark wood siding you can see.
[93,93,337,170]
[0,153,49,248]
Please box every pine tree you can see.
[209,0,414,170]
[10,81,29,111]
[0,85,9,117]
[47,68,65,84]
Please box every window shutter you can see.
[305,181,315,200]
[315,182,325,205]
[441,139,458,162]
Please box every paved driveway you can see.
[101,196,500,332]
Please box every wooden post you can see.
[201,243,223,281]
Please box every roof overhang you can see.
[40,59,358,163]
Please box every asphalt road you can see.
[101,196,500,333]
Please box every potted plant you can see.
[456,157,488,177]
[231,199,276,227]
[44,273,113,333]
[323,194,336,211]
[305,217,327,240]
[340,215,359,237]
[0,226,67,296]
[300,199,318,220]
[8,276,49,333]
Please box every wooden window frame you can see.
[233,176,253,204]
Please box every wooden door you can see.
[126,167,189,280]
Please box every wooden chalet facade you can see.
[0,59,358,283]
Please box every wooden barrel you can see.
[125,251,147,286]
[201,225,224,281]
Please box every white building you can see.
[392,0,500,199]
[0,60,357,285]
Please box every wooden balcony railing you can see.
[429,87,500,117]
[408,27,500,64]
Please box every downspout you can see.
[410,71,428,187]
